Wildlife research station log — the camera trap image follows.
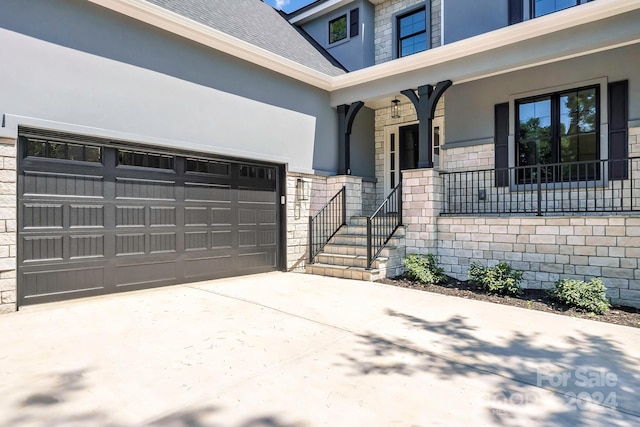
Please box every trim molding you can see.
[88,0,640,93]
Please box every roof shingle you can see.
[146,0,346,76]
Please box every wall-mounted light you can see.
[391,98,400,119]
[296,178,310,201]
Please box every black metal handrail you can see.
[308,186,346,264]
[441,157,639,216]
[367,183,402,269]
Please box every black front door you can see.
[400,124,419,171]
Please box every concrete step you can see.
[322,243,405,258]
[331,234,404,247]
[349,215,401,227]
[314,252,393,269]
[340,224,406,237]
[305,263,384,281]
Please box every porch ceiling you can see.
[331,0,640,108]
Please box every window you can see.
[25,137,102,163]
[532,0,591,18]
[516,85,599,181]
[186,158,230,176]
[328,15,347,44]
[397,7,427,58]
[118,150,174,170]
[240,165,275,181]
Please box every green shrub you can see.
[468,262,523,296]
[403,253,445,285]
[552,278,610,314]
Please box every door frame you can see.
[383,117,444,195]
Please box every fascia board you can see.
[87,0,638,94]
[288,0,354,24]
[87,0,334,90]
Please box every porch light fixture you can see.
[391,98,400,119]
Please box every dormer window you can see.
[329,14,347,44]
[397,7,427,58]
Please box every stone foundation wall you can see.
[436,216,640,308]
[0,138,16,314]
[400,127,640,308]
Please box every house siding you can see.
[0,0,338,175]
[373,0,441,65]
[445,44,640,148]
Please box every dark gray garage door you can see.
[17,128,284,306]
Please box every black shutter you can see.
[608,80,629,180]
[495,103,509,187]
[350,8,359,37]
[509,0,523,25]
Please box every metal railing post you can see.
[398,183,403,226]
[341,185,347,226]
[536,164,542,216]
[366,216,372,270]
[308,215,314,264]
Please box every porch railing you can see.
[308,186,346,264]
[441,157,640,216]
[367,183,402,269]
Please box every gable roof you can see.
[145,0,346,77]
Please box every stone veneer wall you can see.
[286,173,328,272]
[401,127,640,309]
[374,0,441,64]
[374,97,444,205]
[362,180,378,216]
[437,216,640,308]
[0,138,16,314]
[441,143,494,171]
[286,174,365,272]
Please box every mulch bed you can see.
[378,275,640,329]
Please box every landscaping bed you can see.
[378,275,640,329]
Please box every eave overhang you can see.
[87,0,336,90]
[88,0,639,102]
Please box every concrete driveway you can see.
[1,272,639,426]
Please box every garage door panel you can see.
[116,260,177,287]
[22,265,105,300]
[184,255,231,279]
[211,230,232,249]
[18,134,283,306]
[116,206,146,227]
[70,234,105,259]
[23,203,64,229]
[22,235,64,262]
[115,233,146,256]
[237,251,276,270]
[116,177,176,200]
[211,207,232,225]
[185,231,208,251]
[150,207,176,226]
[70,205,104,228]
[150,232,177,254]
[185,182,231,202]
[24,171,104,198]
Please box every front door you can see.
[384,118,443,194]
